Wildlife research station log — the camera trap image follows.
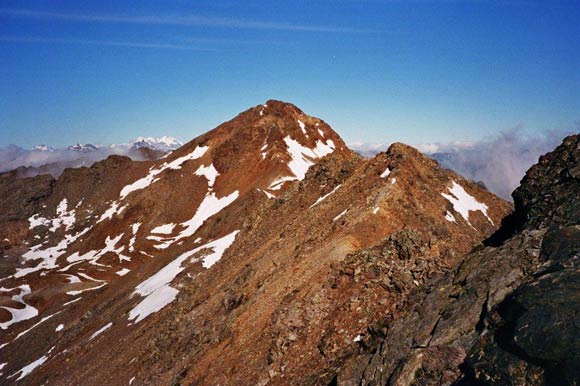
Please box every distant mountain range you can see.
[0,137,183,178]
[128,136,183,151]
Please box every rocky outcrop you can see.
[335,134,580,386]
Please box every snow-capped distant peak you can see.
[130,136,183,151]
[67,143,99,152]
[32,145,54,152]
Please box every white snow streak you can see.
[116,268,131,276]
[11,355,48,380]
[155,191,239,249]
[97,201,126,223]
[120,145,208,199]
[129,223,141,252]
[129,231,239,323]
[333,209,348,222]
[89,322,113,340]
[444,211,457,223]
[297,119,307,135]
[66,233,129,266]
[310,185,341,208]
[14,226,91,278]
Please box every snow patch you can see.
[194,163,219,188]
[28,198,76,232]
[11,355,48,380]
[128,286,178,324]
[129,231,239,323]
[120,145,208,199]
[380,167,391,178]
[154,191,239,249]
[333,209,348,222]
[116,268,131,276]
[278,136,335,184]
[151,224,175,235]
[0,285,38,330]
[310,185,341,208]
[268,175,297,191]
[129,223,141,252]
[89,322,113,340]
[67,233,129,266]
[261,142,268,159]
[13,311,62,341]
[66,282,106,296]
[260,189,276,199]
[297,119,307,135]
[441,181,493,226]
[97,201,126,223]
[55,324,64,332]
[63,297,82,306]
[444,211,456,223]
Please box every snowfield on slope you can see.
[120,145,208,200]
[28,198,76,232]
[268,136,335,190]
[441,181,493,225]
[14,225,91,278]
[0,285,38,330]
[128,231,240,323]
[152,191,239,250]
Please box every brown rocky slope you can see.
[0,101,511,385]
[334,134,580,386]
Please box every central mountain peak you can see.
[165,100,352,197]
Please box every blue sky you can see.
[0,0,578,148]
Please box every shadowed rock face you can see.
[0,102,512,386]
[335,134,580,386]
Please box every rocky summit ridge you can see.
[334,134,580,386]
[1,101,566,386]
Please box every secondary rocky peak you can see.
[333,133,580,386]
[513,133,580,230]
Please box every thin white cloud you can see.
[0,36,220,51]
[0,8,369,33]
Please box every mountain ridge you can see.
[0,101,513,385]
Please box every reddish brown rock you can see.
[0,101,511,386]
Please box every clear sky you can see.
[0,0,578,148]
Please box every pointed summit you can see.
[165,100,352,197]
